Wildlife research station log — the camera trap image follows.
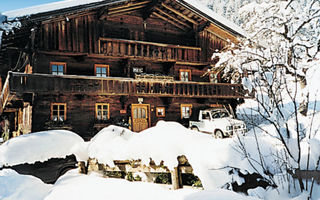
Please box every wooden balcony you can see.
[99,38,203,64]
[2,72,247,107]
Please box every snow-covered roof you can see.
[3,0,107,20]
[180,0,246,37]
[2,0,245,37]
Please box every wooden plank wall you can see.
[39,14,99,54]
[38,11,233,64]
[198,30,227,62]
[31,94,231,138]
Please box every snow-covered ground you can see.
[1,168,263,200]
[1,119,319,199]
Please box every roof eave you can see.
[177,0,246,38]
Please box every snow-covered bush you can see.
[212,0,320,198]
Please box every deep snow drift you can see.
[0,130,87,167]
[0,168,261,200]
[0,169,52,200]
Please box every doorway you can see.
[131,104,150,132]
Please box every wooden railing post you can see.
[171,167,182,190]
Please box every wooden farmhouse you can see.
[0,0,247,140]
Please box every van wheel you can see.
[215,130,224,139]
[191,126,199,131]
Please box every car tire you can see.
[215,130,224,139]
[191,126,199,131]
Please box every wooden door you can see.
[131,104,149,132]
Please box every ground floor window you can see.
[50,62,66,75]
[180,104,192,119]
[156,107,165,117]
[96,103,109,120]
[51,103,66,121]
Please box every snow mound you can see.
[185,189,260,200]
[0,169,52,200]
[0,130,87,166]
[88,121,275,190]
[44,170,194,200]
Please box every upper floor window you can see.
[50,62,66,75]
[179,69,191,82]
[95,64,110,77]
[156,107,165,117]
[51,103,66,121]
[181,104,192,119]
[96,103,109,120]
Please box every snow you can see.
[185,189,259,200]
[0,168,262,200]
[0,130,87,167]
[305,60,320,112]
[88,122,240,189]
[0,169,52,200]
[3,0,106,19]
[183,0,246,37]
[44,170,196,200]
[88,121,287,192]
[0,119,319,199]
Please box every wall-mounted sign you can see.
[138,98,143,104]
[133,67,144,73]
[120,110,127,114]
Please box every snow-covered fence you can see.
[84,156,195,190]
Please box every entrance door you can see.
[131,104,149,132]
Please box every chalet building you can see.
[0,0,247,140]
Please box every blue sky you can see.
[0,0,63,12]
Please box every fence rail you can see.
[8,72,246,99]
[99,38,202,63]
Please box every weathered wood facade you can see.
[0,0,247,139]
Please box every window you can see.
[96,103,109,120]
[202,111,210,120]
[179,69,191,82]
[95,64,110,77]
[50,62,66,75]
[51,103,66,121]
[156,107,165,117]
[181,104,192,119]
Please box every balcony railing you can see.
[7,72,246,99]
[99,38,202,63]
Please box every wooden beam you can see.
[108,1,151,11]
[154,7,191,29]
[38,50,88,57]
[171,167,183,190]
[98,6,109,20]
[152,12,187,31]
[161,3,198,25]
[108,4,147,15]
